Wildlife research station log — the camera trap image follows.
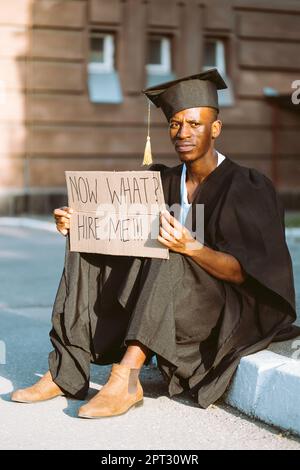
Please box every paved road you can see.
[0,225,300,450]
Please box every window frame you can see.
[88,32,115,73]
[146,35,172,75]
[203,38,226,76]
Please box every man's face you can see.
[169,107,220,162]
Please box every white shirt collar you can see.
[179,151,226,224]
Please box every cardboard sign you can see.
[65,171,169,259]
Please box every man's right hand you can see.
[53,206,74,236]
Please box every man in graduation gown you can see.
[11,69,299,418]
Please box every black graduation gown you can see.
[49,157,299,407]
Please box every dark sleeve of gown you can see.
[210,167,298,338]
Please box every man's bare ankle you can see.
[119,360,142,369]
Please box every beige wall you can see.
[0,0,299,214]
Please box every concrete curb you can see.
[1,217,300,436]
[225,350,300,436]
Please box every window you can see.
[88,31,122,104]
[147,36,172,75]
[203,38,233,107]
[146,35,175,87]
[89,33,114,73]
[203,39,226,76]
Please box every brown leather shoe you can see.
[78,363,143,419]
[11,371,64,403]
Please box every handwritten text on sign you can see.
[66,171,169,259]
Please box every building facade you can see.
[0,0,300,214]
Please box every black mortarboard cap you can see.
[142,68,227,121]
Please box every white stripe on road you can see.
[0,217,57,233]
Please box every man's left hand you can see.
[158,210,203,255]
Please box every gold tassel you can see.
[142,100,153,166]
[143,136,153,166]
